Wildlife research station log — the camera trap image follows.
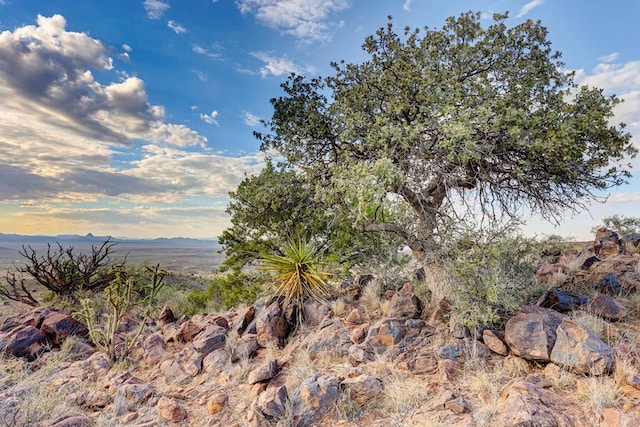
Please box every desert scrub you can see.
[181,270,261,315]
[76,263,167,362]
[443,225,544,328]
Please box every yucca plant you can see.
[260,236,332,315]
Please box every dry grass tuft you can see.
[576,376,621,423]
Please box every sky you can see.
[0,0,639,241]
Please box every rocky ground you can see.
[1,228,640,426]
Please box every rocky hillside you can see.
[1,228,640,426]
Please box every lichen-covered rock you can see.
[293,374,340,427]
[258,385,288,418]
[255,302,289,348]
[193,324,227,356]
[504,306,565,362]
[549,318,614,375]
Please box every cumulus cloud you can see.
[236,0,351,42]
[250,51,312,77]
[243,111,262,127]
[144,0,170,19]
[516,0,544,18]
[403,0,413,12]
[0,14,212,205]
[200,110,219,125]
[168,20,187,34]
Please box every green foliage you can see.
[182,270,261,315]
[250,11,635,261]
[444,222,544,328]
[593,214,640,236]
[260,236,332,313]
[76,263,167,363]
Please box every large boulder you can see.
[387,283,423,319]
[504,306,565,362]
[549,319,614,375]
[0,324,48,360]
[496,377,591,426]
[303,319,352,358]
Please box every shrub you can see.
[443,222,544,328]
[75,263,167,362]
[181,270,261,315]
[0,239,116,306]
[260,236,332,318]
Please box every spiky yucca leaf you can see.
[261,236,332,310]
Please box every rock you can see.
[585,294,628,321]
[193,325,227,356]
[549,318,614,375]
[293,374,340,427]
[304,319,352,357]
[601,407,640,427]
[445,397,469,414]
[40,311,88,345]
[302,300,332,327]
[142,333,166,365]
[482,329,508,356]
[0,324,48,360]
[38,414,92,427]
[597,272,623,296]
[211,315,230,329]
[496,377,590,426]
[258,385,288,418]
[438,359,462,381]
[121,412,138,423]
[158,305,176,324]
[340,374,383,404]
[175,319,202,342]
[348,343,375,366]
[387,285,422,319]
[71,389,112,409]
[540,289,588,312]
[248,359,280,384]
[182,349,203,376]
[232,333,259,362]
[157,396,188,421]
[504,306,565,362]
[255,302,289,348]
[581,255,600,269]
[235,306,256,335]
[203,348,231,374]
[206,392,228,415]
[160,359,189,383]
[349,323,368,344]
[375,318,407,347]
[117,383,155,406]
[429,298,452,323]
[621,233,640,254]
[345,308,363,325]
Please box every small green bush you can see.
[181,270,261,315]
[444,223,545,328]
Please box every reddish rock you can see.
[482,329,508,356]
[585,294,628,321]
[158,305,176,324]
[248,359,280,384]
[258,386,288,418]
[142,333,166,365]
[550,318,614,375]
[206,393,228,415]
[193,325,227,356]
[293,374,340,427]
[235,306,256,335]
[157,396,188,422]
[255,302,289,348]
[231,333,259,362]
[387,289,422,319]
[38,414,92,427]
[175,319,202,342]
[0,324,48,360]
[40,311,88,345]
[340,374,383,404]
[504,306,565,362]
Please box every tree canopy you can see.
[223,11,636,264]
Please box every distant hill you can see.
[0,233,218,247]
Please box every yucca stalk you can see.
[261,236,332,313]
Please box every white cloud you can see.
[144,0,170,19]
[192,69,207,81]
[598,52,619,63]
[0,14,209,203]
[122,44,133,52]
[192,43,223,60]
[403,0,413,12]
[236,0,351,42]
[200,110,219,125]
[167,20,187,34]
[251,51,312,77]
[516,0,544,18]
[243,111,262,127]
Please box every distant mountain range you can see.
[0,233,219,247]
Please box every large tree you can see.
[230,11,636,263]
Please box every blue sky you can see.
[0,0,639,240]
